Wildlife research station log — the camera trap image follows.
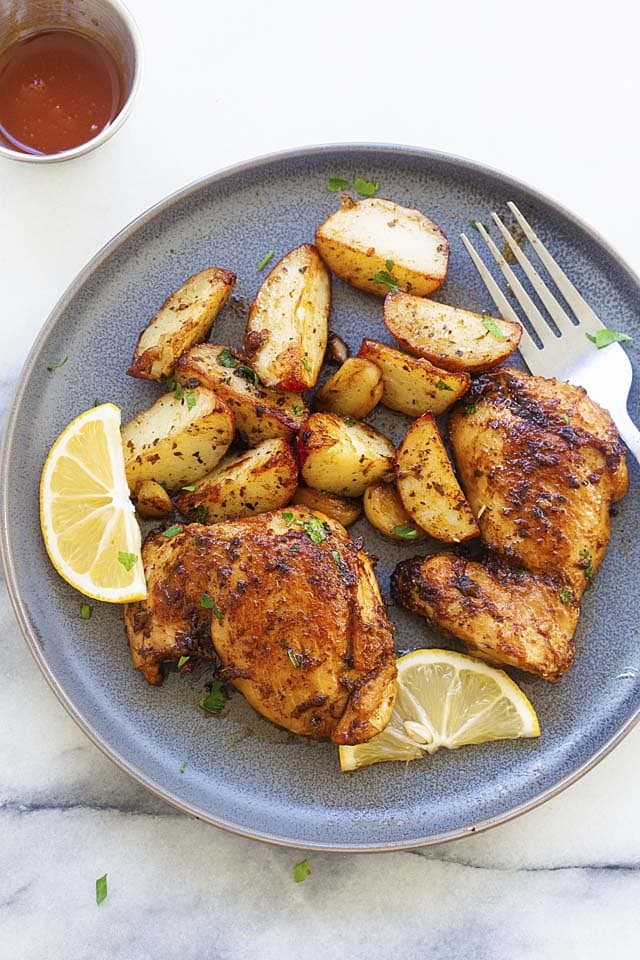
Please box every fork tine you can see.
[490,213,577,337]
[507,202,604,333]
[460,233,539,366]
[471,223,558,350]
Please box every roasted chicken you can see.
[393,367,628,682]
[124,508,396,745]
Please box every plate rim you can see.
[2,141,640,852]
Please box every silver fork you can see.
[460,201,640,465]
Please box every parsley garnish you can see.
[435,379,453,391]
[344,417,356,426]
[470,219,490,234]
[370,260,398,292]
[177,656,190,668]
[174,381,184,401]
[585,329,632,350]
[482,317,506,340]
[181,484,196,492]
[393,524,418,540]
[354,178,379,197]
[117,551,137,571]
[196,505,209,524]
[166,375,175,391]
[293,859,311,883]
[302,517,329,544]
[186,391,196,411]
[80,603,92,620]
[559,587,573,604]
[301,357,311,372]
[464,402,477,415]
[290,544,299,554]
[201,593,224,619]
[95,874,108,906]
[282,512,295,525]
[235,364,259,387]
[331,549,349,577]
[579,548,593,580]
[46,356,68,371]
[162,524,183,538]
[562,414,570,425]
[217,347,238,368]
[328,176,349,192]
[292,404,302,416]
[287,648,302,668]
[179,760,187,774]
[257,250,275,271]
[199,680,228,713]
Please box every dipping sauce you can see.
[0,29,123,156]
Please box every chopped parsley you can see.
[301,357,311,372]
[393,524,418,540]
[186,391,197,411]
[559,587,573,604]
[579,548,593,580]
[201,593,224,619]
[257,250,275,272]
[181,484,196,492]
[117,551,137,572]
[293,859,311,883]
[46,356,68,371]
[482,317,506,340]
[162,524,183,538]
[354,178,379,197]
[199,680,228,714]
[292,404,302,416]
[196,505,209,524]
[235,364,260,387]
[302,517,329,544]
[331,549,350,577]
[177,656,190,669]
[370,259,398,292]
[327,176,349,192]
[95,874,108,906]
[282,512,295,525]
[435,379,453,391]
[470,219,490,234]
[217,347,238,368]
[287,648,302,668]
[585,328,632,350]
[174,381,184,401]
[344,417,356,426]
[80,603,92,620]
[562,414,570,425]
[289,544,299,554]
[166,375,175,391]
[463,402,477,415]
[179,760,187,774]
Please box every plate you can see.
[2,144,640,851]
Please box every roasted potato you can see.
[315,195,449,298]
[363,482,425,542]
[396,412,479,542]
[134,480,173,520]
[313,357,383,419]
[175,344,307,445]
[358,338,469,416]
[175,438,298,523]
[291,485,362,526]
[127,267,236,381]
[298,413,395,498]
[243,244,330,391]
[122,387,235,493]
[384,292,522,373]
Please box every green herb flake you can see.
[579,548,593,580]
[301,357,311,372]
[559,587,573,604]
[162,524,183,538]
[293,859,311,883]
[174,381,184,401]
[302,517,329,545]
[201,593,224,619]
[80,603,92,620]
[435,379,453,391]
[166,375,175,391]
[177,656,190,669]
[117,551,137,572]
[199,680,228,714]
[181,484,197,492]
[344,417,356,426]
[562,414,570,425]
[257,250,275,272]
[393,524,418,540]
[464,403,478,415]
[328,176,349,192]
[95,874,108,906]
[287,648,302,668]
[482,317,506,340]
[217,347,238,368]
[186,391,197,411]
[196,505,209,524]
[585,328,632,350]
[331,549,350,577]
[370,265,398,292]
[470,219,490,234]
[292,404,302,416]
[282,512,295,525]
[179,760,187,774]
[235,364,260,387]
[46,356,68,371]
[290,544,299,554]
[354,178,379,197]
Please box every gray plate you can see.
[2,144,640,852]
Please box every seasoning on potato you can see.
[291,485,362,527]
[363,482,425,542]
[298,412,395,498]
[313,357,383,419]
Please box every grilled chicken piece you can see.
[124,508,396,745]
[392,553,579,682]
[449,367,628,595]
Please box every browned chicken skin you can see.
[124,508,396,745]
[393,367,628,682]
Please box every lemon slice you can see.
[40,403,147,603]
[339,648,539,771]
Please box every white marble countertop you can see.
[2,1,640,956]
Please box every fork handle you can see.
[616,410,640,467]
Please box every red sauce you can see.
[0,29,123,155]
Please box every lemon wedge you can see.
[339,648,539,771]
[40,403,146,603]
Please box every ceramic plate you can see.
[2,145,639,851]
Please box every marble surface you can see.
[2,1,640,956]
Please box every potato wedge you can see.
[363,483,425,542]
[358,338,469,416]
[396,412,479,542]
[243,244,330,391]
[127,267,236,381]
[384,292,521,372]
[313,357,383,419]
[174,438,298,523]
[298,413,395,498]
[134,480,173,520]
[175,344,307,445]
[315,195,449,298]
[291,485,362,527]
[122,387,234,493]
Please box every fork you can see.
[460,202,640,465]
